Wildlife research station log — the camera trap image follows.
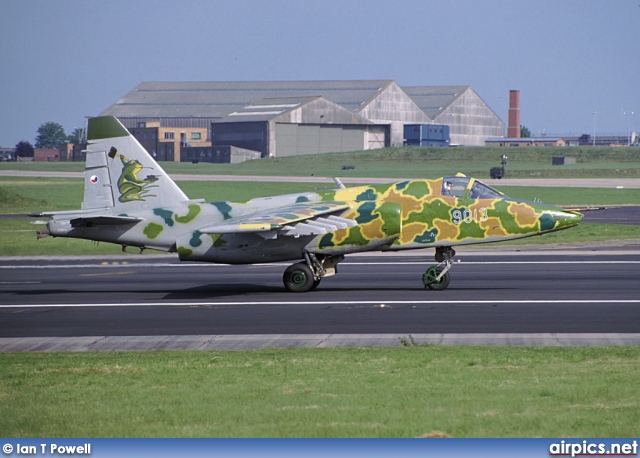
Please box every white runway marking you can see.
[347,261,640,265]
[0,281,40,285]
[1,260,640,270]
[1,299,639,308]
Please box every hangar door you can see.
[275,124,365,157]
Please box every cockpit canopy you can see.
[441,176,504,200]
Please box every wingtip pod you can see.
[87,116,130,141]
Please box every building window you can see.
[164,132,174,140]
[191,132,201,140]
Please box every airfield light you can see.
[624,111,635,146]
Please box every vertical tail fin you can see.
[82,116,188,211]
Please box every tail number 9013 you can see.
[452,208,489,225]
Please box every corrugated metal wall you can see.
[357,82,431,146]
[434,89,504,146]
[275,124,365,156]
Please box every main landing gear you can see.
[283,253,344,293]
[422,247,455,291]
[282,248,456,292]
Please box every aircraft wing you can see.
[199,202,354,235]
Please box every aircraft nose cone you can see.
[563,210,583,226]
[552,210,584,230]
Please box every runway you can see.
[2,245,640,350]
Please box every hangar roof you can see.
[102,80,395,118]
[215,96,373,124]
[401,86,470,118]
[217,96,321,122]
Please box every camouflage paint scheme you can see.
[170,177,582,263]
[40,116,583,291]
[47,174,581,262]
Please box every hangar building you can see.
[403,86,505,147]
[101,80,503,160]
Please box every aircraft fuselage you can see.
[47,177,582,264]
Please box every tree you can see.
[15,141,34,159]
[67,127,85,145]
[35,122,67,148]
[520,125,531,138]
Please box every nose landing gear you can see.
[422,247,455,291]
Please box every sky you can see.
[1,0,639,147]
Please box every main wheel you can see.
[423,265,451,291]
[283,263,316,293]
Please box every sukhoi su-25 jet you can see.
[36,116,583,292]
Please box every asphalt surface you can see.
[1,246,640,350]
[581,206,640,225]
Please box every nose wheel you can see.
[423,247,455,291]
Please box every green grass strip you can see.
[3,144,640,178]
[1,346,639,437]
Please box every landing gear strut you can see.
[422,247,455,291]
[283,253,344,292]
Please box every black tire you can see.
[283,263,316,293]
[426,266,451,291]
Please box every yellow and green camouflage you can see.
[312,176,582,253]
[171,175,582,263]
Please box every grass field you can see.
[3,145,640,179]
[1,346,639,438]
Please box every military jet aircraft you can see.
[36,116,583,292]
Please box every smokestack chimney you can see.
[507,90,521,138]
